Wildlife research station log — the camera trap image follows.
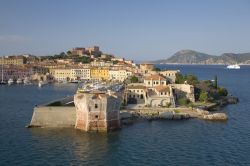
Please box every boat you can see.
[227,64,240,69]
[16,78,23,84]
[8,78,14,85]
[23,77,31,85]
[0,81,7,85]
[38,80,47,87]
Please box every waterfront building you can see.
[109,70,132,82]
[74,91,121,132]
[71,68,90,80]
[30,66,49,75]
[145,85,175,107]
[170,84,195,102]
[50,68,71,82]
[144,74,168,88]
[90,68,109,81]
[0,65,32,81]
[125,83,147,104]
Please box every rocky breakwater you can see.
[130,110,191,121]
[203,113,228,121]
[208,96,239,111]
[195,108,228,121]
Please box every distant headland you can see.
[150,49,250,65]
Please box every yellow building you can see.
[0,56,25,65]
[50,68,71,82]
[90,68,109,80]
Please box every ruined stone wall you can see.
[170,84,195,102]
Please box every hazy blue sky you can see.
[0,0,250,60]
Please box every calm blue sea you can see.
[1,65,250,166]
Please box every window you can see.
[148,81,150,85]
[95,115,99,118]
[95,104,98,108]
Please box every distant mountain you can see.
[151,50,250,64]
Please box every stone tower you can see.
[74,91,121,132]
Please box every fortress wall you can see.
[29,106,76,128]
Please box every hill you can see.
[151,50,250,64]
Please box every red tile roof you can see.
[144,74,166,81]
[155,85,170,93]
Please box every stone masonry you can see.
[74,91,121,132]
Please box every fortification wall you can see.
[29,106,76,128]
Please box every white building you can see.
[144,74,168,88]
[109,70,132,82]
[71,68,91,80]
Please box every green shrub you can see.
[199,91,208,102]
[177,97,190,106]
[130,76,139,83]
[218,87,228,96]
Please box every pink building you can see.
[0,66,32,81]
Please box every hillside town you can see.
[2,45,237,131]
[1,45,194,108]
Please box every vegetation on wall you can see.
[130,76,139,83]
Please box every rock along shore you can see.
[120,99,236,123]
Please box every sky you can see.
[0,0,250,60]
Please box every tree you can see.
[218,87,228,96]
[67,51,72,56]
[186,74,199,85]
[130,76,139,83]
[214,75,218,89]
[153,67,161,71]
[199,91,208,102]
[54,52,67,59]
[177,97,190,106]
[175,73,185,84]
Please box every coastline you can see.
[121,96,239,123]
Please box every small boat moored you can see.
[227,64,240,69]
[8,78,14,85]
[24,77,32,85]
[16,78,23,84]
